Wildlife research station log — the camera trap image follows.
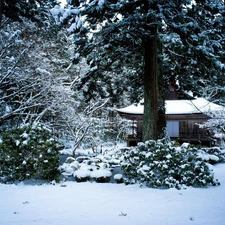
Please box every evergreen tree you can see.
[0,0,58,25]
[53,0,224,141]
[162,1,225,101]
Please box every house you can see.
[116,98,224,147]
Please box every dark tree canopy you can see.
[52,0,225,140]
[58,0,225,100]
[162,2,225,100]
[0,0,58,25]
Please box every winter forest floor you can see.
[0,162,225,225]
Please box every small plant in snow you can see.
[121,139,220,189]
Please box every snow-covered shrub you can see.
[201,147,225,163]
[196,149,219,164]
[121,140,220,189]
[60,146,124,183]
[90,169,112,183]
[114,174,123,183]
[74,170,90,182]
[0,126,61,183]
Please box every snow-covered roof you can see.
[116,98,224,115]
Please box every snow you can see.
[90,169,112,178]
[15,140,20,146]
[21,132,29,139]
[114,174,123,180]
[50,5,80,26]
[50,5,63,16]
[35,67,52,76]
[209,154,220,162]
[74,169,90,178]
[98,0,105,9]
[0,163,225,225]
[197,151,219,163]
[67,17,82,33]
[116,98,224,115]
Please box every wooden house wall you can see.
[166,114,210,144]
[117,111,211,145]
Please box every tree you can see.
[52,0,225,141]
[198,109,225,147]
[162,1,225,101]
[0,0,58,25]
[1,0,79,129]
[53,97,112,156]
[0,15,74,128]
[1,13,118,149]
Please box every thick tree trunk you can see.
[157,40,166,138]
[143,26,158,141]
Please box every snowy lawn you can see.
[0,163,225,225]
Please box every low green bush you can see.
[0,125,61,183]
[121,140,220,189]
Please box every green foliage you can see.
[0,125,61,183]
[58,1,225,103]
[2,0,58,25]
[121,140,220,189]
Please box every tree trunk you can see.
[143,26,158,141]
[157,40,166,138]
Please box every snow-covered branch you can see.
[199,110,225,147]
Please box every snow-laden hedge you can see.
[0,126,61,183]
[121,140,220,189]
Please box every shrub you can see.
[121,139,220,189]
[74,170,90,182]
[114,174,123,183]
[0,125,61,183]
[90,169,112,183]
[60,148,123,183]
[201,147,225,163]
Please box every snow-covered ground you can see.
[0,163,225,225]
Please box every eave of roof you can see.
[116,98,224,116]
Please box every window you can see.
[166,121,179,137]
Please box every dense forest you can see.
[0,0,225,185]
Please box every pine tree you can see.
[0,0,58,25]
[54,0,225,141]
[162,1,225,101]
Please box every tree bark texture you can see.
[143,26,158,141]
[157,40,166,138]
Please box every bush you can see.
[201,147,225,163]
[114,174,123,183]
[90,169,112,183]
[74,170,90,182]
[121,140,220,189]
[0,125,61,183]
[60,147,124,183]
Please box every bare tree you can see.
[0,16,73,128]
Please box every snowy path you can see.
[0,163,225,225]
